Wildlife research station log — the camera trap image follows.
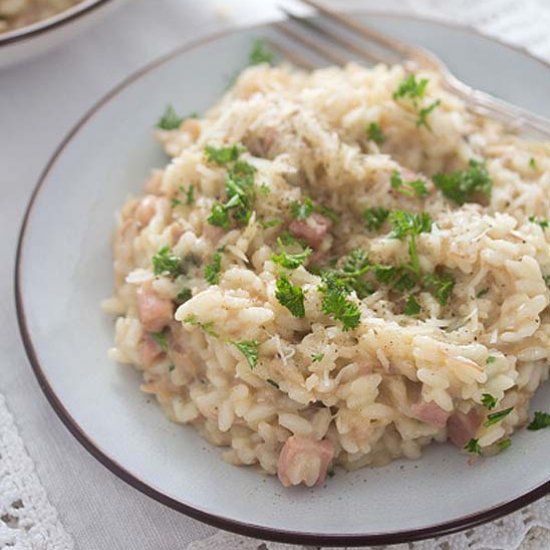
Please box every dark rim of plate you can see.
[14,12,550,547]
[0,0,115,47]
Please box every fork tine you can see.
[274,22,348,66]
[264,38,318,70]
[279,7,392,65]
[299,0,414,58]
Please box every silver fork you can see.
[266,0,550,140]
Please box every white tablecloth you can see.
[1,1,549,548]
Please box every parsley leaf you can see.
[311,353,324,362]
[204,252,222,285]
[417,99,441,129]
[481,393,498,410]
[529,157,538,170]
[367,122,385,144]
[404,295,421,315]
[393,74,429,102]
[363,207,390,231]
[232,340,260,368]
[497,438,511,451]
[486,356,496,364]
[275,275,305,318]
[528,216,549,229]
[464,438,481,455]
[176,288,192,303]
[390,171,428,198]
[204,144,242,165]
[152,246,181,278]
[156,105,183,130]
[433,159,492,205]
[150,331,168,352]
[186,184,195,205]
[249,39,274,66]
[389,210,432,240]
[319,275,361,331]
[271,238,312,269]
[207,203,230,229]
[171,197,182,208]
[260,218,283,229]
[183,315,218,337]
[484,407,513,427]
[290,197,314,220]
[423,271,455,305]
[527,411,550,431]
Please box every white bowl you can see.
[0,0,124,68]
[15,13,550,546]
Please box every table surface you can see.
[1,1,549,549]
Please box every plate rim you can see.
[14,12,550,546]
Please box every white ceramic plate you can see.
[0,0,126,69]
[16,14,550,545]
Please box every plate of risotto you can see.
[16,12,550,545]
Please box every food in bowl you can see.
[0,0,83,33]
[103,54,550,488]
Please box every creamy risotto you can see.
[103,57,550,488]
[0,0,83,33]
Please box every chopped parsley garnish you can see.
[204,144,242,165]
[528,216,549,229]
[290,197,314,220]
[363,207,390,231]
[484,407,513,428]
[150,331,168,352]
[477,288,489,298]
[204,252,222,285]
[544,274,550,286]
[404,295,421,316]
[152,246,181,278]
[171,197,182,208]
[422,271,455,305]
[260,218,283,229]
[486,356,496,364]
[319,274,361,331]
[393,74,429,101]
[267,378,280,389]
[249,39,274,66]
[186,184,195,205]
[417,99,441,129]
[317,204,339,223]
[529,157,538,170]
[328,249,374,299]
[208,203,230,229]
[464,438,481,455]
[481,393,498,410]
[497,438,511,451]
[389,210,432,276]
[390,170,428,198]
[527,411,550,431]
[176,288,192,304]
[156,105,183,130]
[183,315,218,337]
[433,159,492,206]
[275,275,305,318]
[232,340,260,369]
[311,353,324,362]
[168,364,175,372]
[367,122,385,144]
[271,239,312,269]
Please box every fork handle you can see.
[443,72,550,140]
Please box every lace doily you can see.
[0,395,73,550]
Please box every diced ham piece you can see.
[410,401,450,429]
[139,334,164,365]
[136,281,173,332]
[289,213,332,250]
[135,195,157,226]
[447,410,482,447]
[277,436,335,488]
